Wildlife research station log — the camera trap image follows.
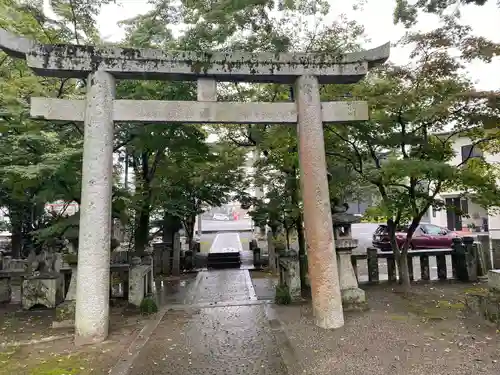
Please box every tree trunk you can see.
[295,216,307,290]
[389,218,418,292]
[289,167,308,291]
[398,251,411,289]
[10,208,23,258]
[162,213,182,244]
[134,203,151,255]
[389,235,404,281]
[284,225,291,250]
[184,214,196,250]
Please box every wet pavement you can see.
[208,232,243,253]
[128,233,286,375]
[155,275,199,306]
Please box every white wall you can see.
[429,133,500,231]
[430,206,447,227]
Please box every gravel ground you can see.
[274,283,500,375]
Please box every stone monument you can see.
[331,202,367,311]
[22,249,64,310]
[0,29,389,342]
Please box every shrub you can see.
[140,297,158,314]
[275,284,291,305]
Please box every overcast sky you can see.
[95,0,500,90]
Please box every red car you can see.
[372,223,460,251]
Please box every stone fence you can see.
[0,251,154,312]
[152,241,181,276]
[352,237,489,284]
[276,236,495,305]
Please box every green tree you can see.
[0,0,113,255]
[393,0,500,64]
[325,22,500,288]
[394,0,497,26]
[117,8,250,253]
[156,141,248,248]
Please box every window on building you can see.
[461,144,483,163]
[432,207,436,218]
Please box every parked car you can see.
[372,223,460,251]
[212,213,230,221]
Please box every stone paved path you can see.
[128,233,286,375]
[208,232,243,253]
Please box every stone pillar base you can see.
[491,239,500,269]
[341,287,368,311]
[336,244,367,311]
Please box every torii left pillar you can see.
[75,70,115,345]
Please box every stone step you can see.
[207,252,241,269]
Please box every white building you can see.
[429,134,498,235]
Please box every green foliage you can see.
[323,18,500,287]
[140,296,159,315]
[0,0,111,254]
[272,232,288,252]
[393,1,500,64]
[275,284,292,305]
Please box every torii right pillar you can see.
[295,75,344,328]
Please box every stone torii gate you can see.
[0,29,389,345]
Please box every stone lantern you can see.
[331,203,367,311]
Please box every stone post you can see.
[464,236,478,282]
[171,246,180,276]
[476,234,492,272]
[75,70,115,345]
[267,231,276,272]
[488,211,500,268]
[197,77,216,102]
[295,75,344,329]
[336,239,367,311]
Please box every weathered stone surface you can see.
[0,29,35,57]
[53,300,76,328]
[492,238,500,269]
[5,258,28,271]
[476,234,492,271]
[22,276,64,310]
[128,264,154,307]
[296,74,344,329]
[278,257,301,302]
[197,77,217,101]
[465,288,500,327]
[31,97,369,124]
[488,269,500,291]
[171,246,180,277]
[74,70,114,346]
[9,272,24,304]
[336,237,367,311]
[0,277,10,303]
[0,28,389,83]
[65,266,77,301]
